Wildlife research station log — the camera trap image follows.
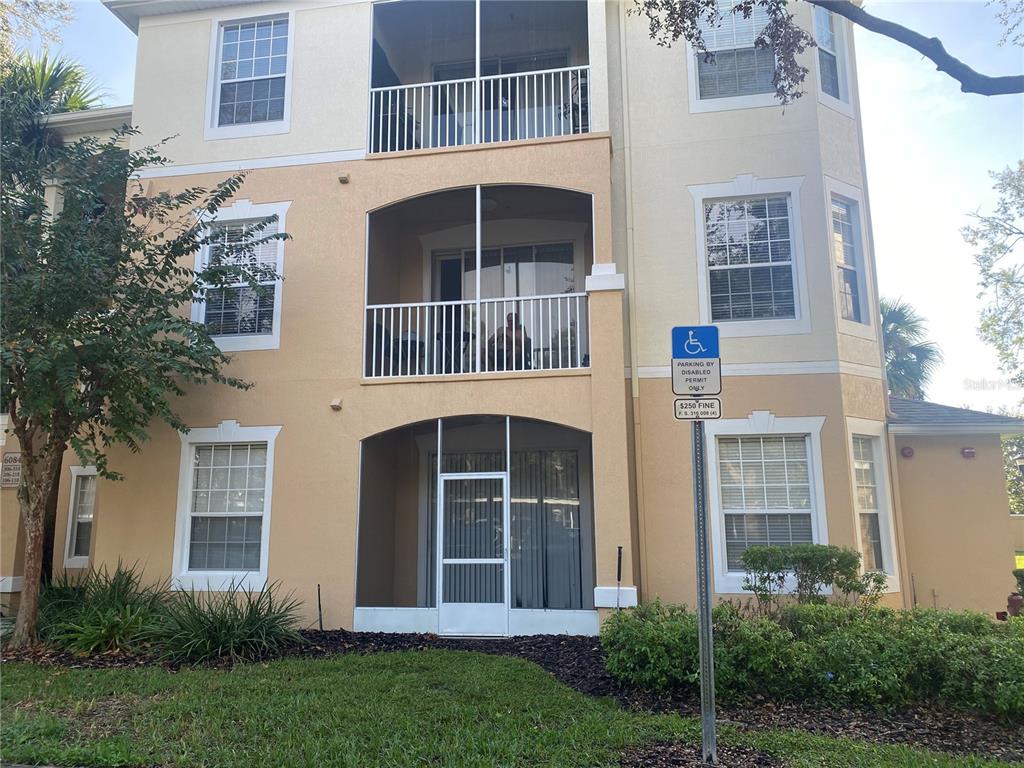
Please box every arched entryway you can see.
[355,415,596,636]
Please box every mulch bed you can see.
[621,743,782,768]
[5,629,1023,763]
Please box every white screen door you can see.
[437,472,509,636]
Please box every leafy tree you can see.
[2,54,105,589]
[0,0,72,63]
[880,297,942,400]
[1003,432,1024,516]
[2,123,286,646]
[962,162,1024,389]
[631,0,1024,104]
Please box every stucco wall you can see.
[634,372,895,606]
[893,434,1017,614]
[10,135,632,628]
[607,1,884,374]
[130,0,610,168]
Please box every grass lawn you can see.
[0,649,1015,768]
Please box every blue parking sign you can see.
[672,326,719,359]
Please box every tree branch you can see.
[807,0,1024,96]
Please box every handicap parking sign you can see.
[671,326,721,399]
[672,326,719,359]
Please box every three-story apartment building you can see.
[2,0,1021,632]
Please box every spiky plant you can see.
[880,297,942,400]
[1,50,104,158]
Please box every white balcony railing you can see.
[369,66,590,154]
[365,293,589,378]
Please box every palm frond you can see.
[880,297,943,399]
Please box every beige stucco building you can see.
[3,0,1023,631]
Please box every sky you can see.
[32,0,1024,413]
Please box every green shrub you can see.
[786,544,861,604]
[601,600,698,693]
[601,601,1024,718]
[1013,568,1024,594]
[39,563,167,653]
[740,544,889,611]
[739,546,790,614]
[708,602,807,702]
[148,582,303,664]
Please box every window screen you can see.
[217,17,288,127]
[717,435,814,571]
[187,443,267,571]
[696,6,774,99]
[705,195,796,321]
[853,436,884,572]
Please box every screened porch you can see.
[364,185,593,378]
[370,0,591,153]
[354,416,597,636]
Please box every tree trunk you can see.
[40,461,63,586]
[11,490,47,646]
[10,443,64,647]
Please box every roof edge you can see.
[888,423,1024,437]
[45,105,134,136]
[102,0,263,32]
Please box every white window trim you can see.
[705,411,829,594]
[824,176,875,340]
[203,10,296,141]
[171,420,281,591]
[846,418,900,593]
[813,7,855,118]
[191,198,290,352]
[689,175,811,337]
[64,465,97,569]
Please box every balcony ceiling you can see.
[376,187,591,234]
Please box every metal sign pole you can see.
[692,418,718,765]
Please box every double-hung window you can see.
[65,467,97,567]
[852,436,884,571]
[187,443,267,573]
[705,195,796,322]
[814,7,850,107]
[717,435,814,571]
[694,6,774,101]
[203,220,279,338]
[216,17,288,127]
[830,195,863,323]
[173,422,280,591]
[815,8,840,99]
[193,199,289,352]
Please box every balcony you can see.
[364,185,593,379]
[370,0,590,154]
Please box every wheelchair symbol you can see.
[683,330,707,356]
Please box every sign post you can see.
[672,326,720,765]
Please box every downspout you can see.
[617,0,649,599]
